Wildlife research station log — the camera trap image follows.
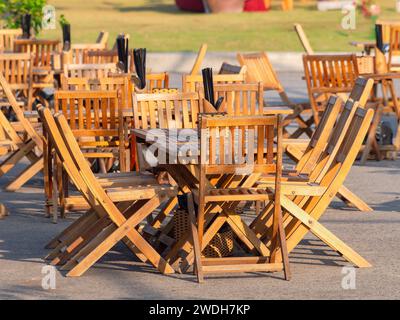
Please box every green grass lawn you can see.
[40,0,400,52]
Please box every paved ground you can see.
[0,72,399,300]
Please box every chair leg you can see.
[281,195,371,268]
[337,185,373,212]
[5,157,43,191]
[0,140,37,176]
[187,193,203,283]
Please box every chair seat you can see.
[65,183,177,207]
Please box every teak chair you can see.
[282,78,374,211]
[63,63,116,78]
[182,73,245,92]
[0,29,22,52]
[0,53,33,109]
[302,54,359,124]
[53,90,127,168]
[237,52,313,138]
[14,39,60,89]
[39,107,178,277]
[294,23,314,54]
[191,114,291,281]
[253,102,374,268]
[0,73,44,191]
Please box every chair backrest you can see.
[146,72,169,91]
[83,49,135,73]
[388,25,400,70]
[60,75,132,110]
[63,63,116,78]
[303,54,359,96]
[53,90,120,150]
[132,92,202,129]
[14,39,60,69]
[0,53,33,97]
[190,43,207,76]
[294,23,314,54]
[237,52,284,93]
[197,82,263,115]
[0,29,22,52]
[182,73,245,92]
[0,72,43,149]
[199,114,280,175]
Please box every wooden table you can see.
[349,41,376,55]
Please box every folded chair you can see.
[40,107,177,277]
[0,73,43,191]
[237,52,313,138]
[283,78,374,211]
[253,105,374,268]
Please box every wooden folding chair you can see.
[50,77,132,214]
[39,107,177,277]
[282,78,374,211]
[0,53,34,110]
[190,43,208,76]
[302,54,359,125]
[0,29,22,52]
[189,114,291,281]
[237,52,313,138]
[182,73,245,92]
[253,106,374,268]
[0,73,43,191]
[294,23,314,55]
[63,63,116,78]
[14,39,60,89]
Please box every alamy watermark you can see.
[41,265,56,290]
[341,266,356,290]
